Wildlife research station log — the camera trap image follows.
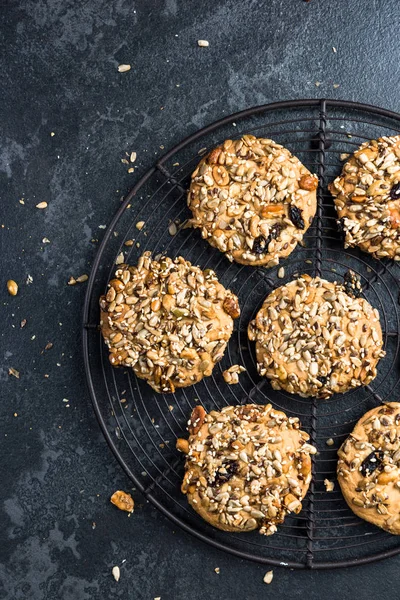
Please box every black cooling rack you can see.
[82,99,400,569]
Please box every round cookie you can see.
[177,404,316,535]
[329,135,400,260]
[188,135,318,266]
[338,403,400,534]
[248,274,385,398]
[100,251,240,393]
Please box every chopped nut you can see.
[222,295,240,319]
[112,565,120,581]
[222,365,246,384]
[8,367,20,379]
[324,479,335,492]
[118,64,131,72]
[36,201,48,209]
[197,40,209,47]
[115,252,125,265]
[110,490,135,513]
[214,567,220,574]
[176,438,189,454]
[135,221,145,231]
[67,276,77,286]
[263,570,273,584]
[7,280,18,296]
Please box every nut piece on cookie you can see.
[177,404,316,535]
[222,364,246,384]
[248,275,385,398]
[188,135,318,267]
[100,252,240,393]
[329,135,400,260]
[337,403,400,534]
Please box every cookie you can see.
[188,135,318,266]
[100,251,240,393]
[177,404,316,535]
[329,135,400,260]
[248,274,385,398]
[338,403,400,534]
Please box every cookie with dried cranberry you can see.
[177,404,316,535]
[100,251,240,393]
[188,135,318,266]
[248,275,385,398]
[329,136,400,260]
[338,403,400,534]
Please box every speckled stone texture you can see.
[1,0,400,598]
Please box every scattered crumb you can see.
[14,412,18,417]
[222,365,246,385]
[347,133,353,139]
[92,521,96,529]
[333,83,340,89]
[340,153,350,161]
[332,46,337,53]
[135,221,145,231]
[43,342,53,351]
[214,567,220,574]
[263,570,274,584]
[51,132,55,136]
[326,438,334,446]
[76,274,88,283]
[42,237,50,244]
[112,565,120,582]
[120,398,126,403]
[198,147,207,155]
[169,405,174,411]
[277,266,285,279]
[315,81,321,87]
[26,275,33,285]
[121,158,129,165]
[19,198,25,205]
[115,252,125,265]
[36,202,48,209]
[118,64,131,73]
[68,276,77,286]
[110,490,135,513]
[20,319,27,328]
[128,167,134,173]
[197,39,209,47]
[324,479,335,492]
[8,367,20,379]
[130,152,137,163]
[154,597,161,600]
[124,239,134,247]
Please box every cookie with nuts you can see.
[177,404,316,535]
[100,251,240,393]
[338,403,400,534]
[188,135,318,266]
[248,275,385,398]
[329,136,400,260]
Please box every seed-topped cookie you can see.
[177,404,316,535]
[248,275,385,398]
[188,135,318,266]
[338,403,400,534]
[329,135,400,260]
[100,251,240,393]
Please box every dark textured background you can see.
[1,1,400,598]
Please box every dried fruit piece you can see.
[252,235,268,254]
[7,280,18,296]
[390,182,400,200]
[288,205,305,229]
[360,450,384,477]
[213,460,240,485]
[343,270,362,298]
[389,206,400,229]
[110,490,135,513]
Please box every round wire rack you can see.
[83,99,400,569]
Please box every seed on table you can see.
[130,152,137,163]
[76,274,88,283]
[112,565,120,581]
[7,279,18,296]
[124,239,134,246]
[67,276,77,286]
[169,222,177,236]
[136,221,145,231]
[36,202,48,209]
[263,570,273,584]
[326,438,334,446]
[197,40,209,47]
[115,252,125,265]
[118,64,131,72]
[277,267,285,279]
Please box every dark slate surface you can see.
[1,0,400,598]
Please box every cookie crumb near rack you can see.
[324,479,335,492]
[263,570,274,584]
